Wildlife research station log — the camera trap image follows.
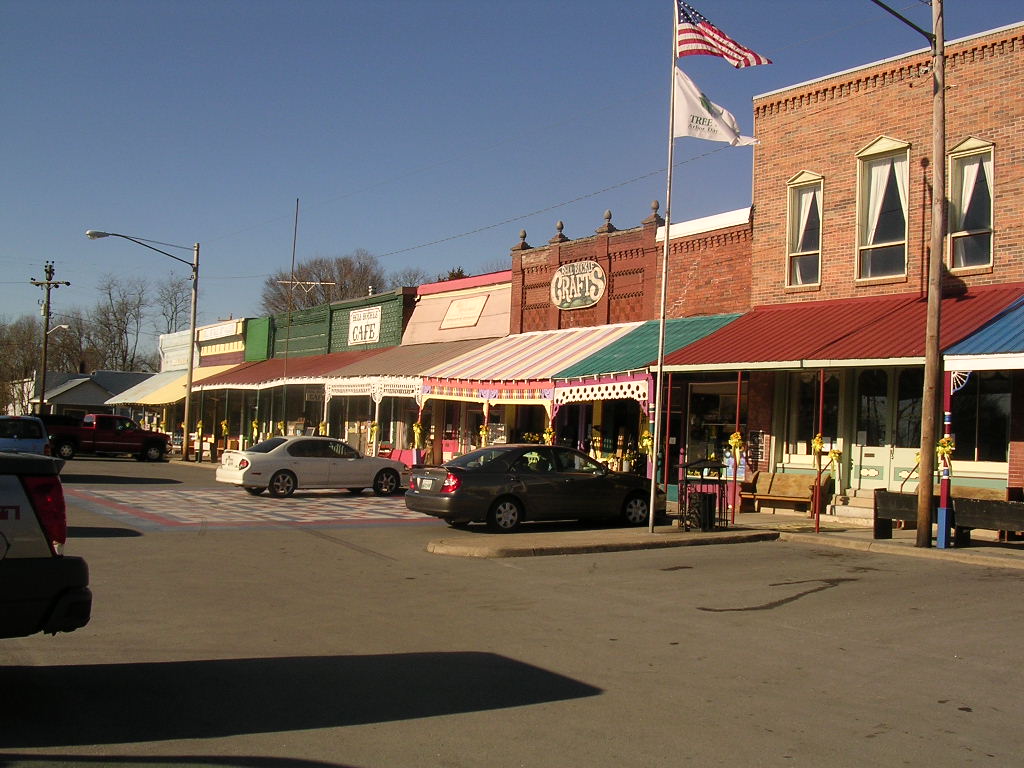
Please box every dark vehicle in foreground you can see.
[43,413,169,462]
[0,452,91,638]
[405,443,664,532]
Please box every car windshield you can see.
[248,437,288,453]
[446,447,514,470]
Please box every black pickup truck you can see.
[0,452,91,638]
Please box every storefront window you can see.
[788,373,838,454]
[856,370,888,446]
[951,372,1010,462]
[894,369,923,448]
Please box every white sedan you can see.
[216,436,407,498]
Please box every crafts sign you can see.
[550,260,606,310]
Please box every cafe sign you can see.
[550,260,606,310]
[348,305,381,345]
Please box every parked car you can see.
[0,452,91,638]
[0,415,51,456]
[405,443,664,532]
[216,436,408,498]
[42,413,169,462]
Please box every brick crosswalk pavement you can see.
[65,487,436,531]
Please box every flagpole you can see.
[648,14,679,533]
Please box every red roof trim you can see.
[664,284,1024,368]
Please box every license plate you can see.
[419,477,434,491]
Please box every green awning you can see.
[552,314,741,379]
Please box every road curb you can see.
[779,530,1024,570]
[426,530,780,558]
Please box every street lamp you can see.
[86,230,200,461]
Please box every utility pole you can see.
[30,261,71,415]
[868,0,945,548]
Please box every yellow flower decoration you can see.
[828,448,842,462]
[543,426,554,445]
[638,430,653,454]
[728,431,744,450]
[811,433,824,454]
[220,419,229,436]
[937,436,955,458]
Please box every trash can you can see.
[692,492,716,532]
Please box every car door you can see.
[551,447,618,520]
[326,441,364,488]
[91,415,126,453]
[506,447,564,519]
[285,439,332,487]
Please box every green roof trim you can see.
[552,314,741,379]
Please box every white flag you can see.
[672,66,756,146]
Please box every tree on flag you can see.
[672,66,756,146]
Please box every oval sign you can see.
[550,260,607,311]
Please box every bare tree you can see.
[261,249,389,314]
[0,316,42,413]
[387,266,433,290]
[84,275,149,371]
[153,271,191,335]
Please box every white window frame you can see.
[855,136,910,281]
[948,137,994,272]
[786,171,823,288]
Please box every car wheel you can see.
[487,497,523,533]
[55,441,76,460]
[372,469,401,496]
[143,443,165,462]
[621,493,649,526]
[348,487,364,495]
[245,487,264,496]
[267,470,297,498]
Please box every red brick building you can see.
[664,22,1024,513]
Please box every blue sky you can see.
[2,0,1020,335]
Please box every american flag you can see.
[676,1,771,68]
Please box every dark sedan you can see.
[405,443,664,532]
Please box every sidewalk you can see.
[426,510,1024,570]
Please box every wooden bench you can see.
[873,489,923,539]
[873,487,1011,541]
[951,497,1024,546]
[739,471,834,514]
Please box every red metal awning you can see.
[661,284,1024,371]
[194,348,389,390]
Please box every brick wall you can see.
[510,209,753,332]
[751,25,1024,305]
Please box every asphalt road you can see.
[3,457,1023,767]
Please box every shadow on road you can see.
[67,526,142,538]
[0,653,601,748]
[0,755,352,768]
[60,474,183,486]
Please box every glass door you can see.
[853,368,923,491]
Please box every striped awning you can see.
[193,348,389,390]
[420,322,644,381]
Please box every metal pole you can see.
[182,243,199,461]
[649,3,679,532]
